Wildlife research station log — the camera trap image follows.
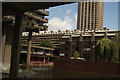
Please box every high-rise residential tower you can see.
[77,0,104,30]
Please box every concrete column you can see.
[104,30,107,38]
[2,25,13,73]
[90,33,95,60]
[9,14,24,78]
[2,25,7,63]
[68,35,72,59]
[26,30,32,69]
[79,34,83,58]
[43,58,46,65]
[51,50,53,54]
[42,49,44,53]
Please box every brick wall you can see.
[54,59,120,74]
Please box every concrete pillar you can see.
[43,58,46,65]
[50,50,53,56]
[68,35,72,59]
[104,30,107,38]
[79,34,83,58]
[2,25,7,63]
[26,30,32,69]
[2,25,13,73]
[47,58,49,62]
[9,14,24,78]
[42,49,44,52]
[90,33,95,60]
[42,58,46,68]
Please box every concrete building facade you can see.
[2,2,73,78]
[59,30,119,60]
[77,0,104,30]
[2,9,49,74]
[22,30,119,60]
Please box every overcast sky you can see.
[47,2,119,31]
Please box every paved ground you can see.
[18,68,120,78]
[2,68,120,79]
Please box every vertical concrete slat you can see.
[86,1,89,30]
[89,0,92,30]
[77,2,81,30]
[82,1,85,31]
[77,2,83,30]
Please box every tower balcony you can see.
[35,9,49,16]
[23,23,48,32]
[24,12,48,23]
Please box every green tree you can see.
[95,37,112,62]
[73,51,79,59]
[111,33,120,62]
[95,33,120,62]
[40,40,54,48]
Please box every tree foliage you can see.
[96,38,112,61]
[95,33,120,62]
[111,33,120,62]
[40,40,54,48]
[73,51,79,59]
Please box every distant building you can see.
[77,0,104,30]
[20,44,56,67]
[59,30,119,60]
[2,9,49,70]
[22,31,64,48]
[22,30,119,60]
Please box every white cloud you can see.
[66,9,71,14]
[73,13,77,23]
[48,16,74,31]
